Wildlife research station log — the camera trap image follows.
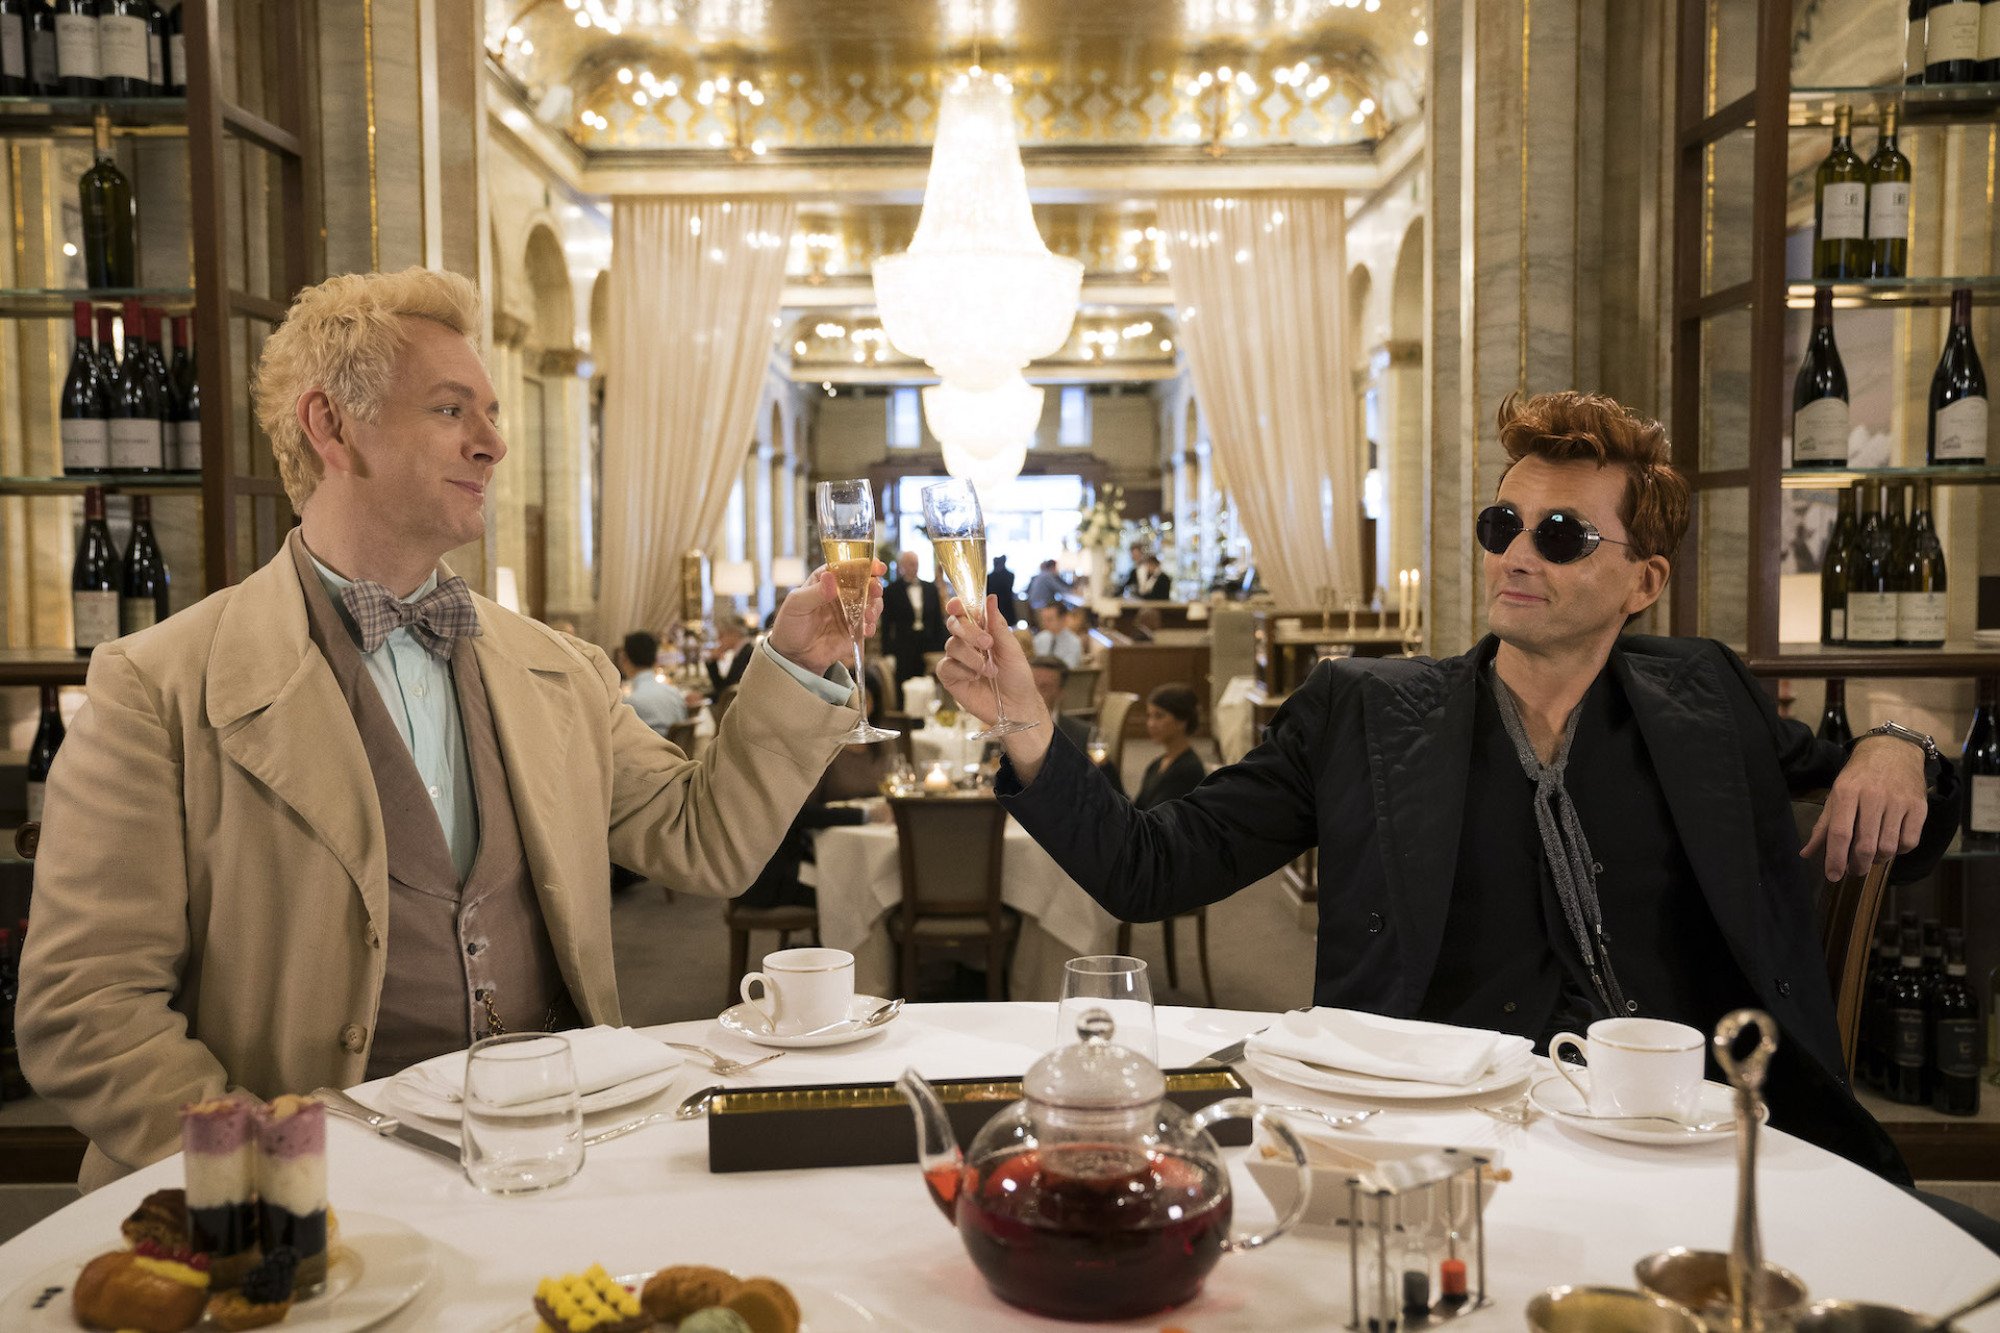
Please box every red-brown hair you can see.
[1495,391,1691,562]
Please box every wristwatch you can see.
[1852,720,1942,783]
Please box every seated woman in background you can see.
[738,693,896,909]
[1133,683,1205,812]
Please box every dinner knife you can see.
[312,1087,461,1165]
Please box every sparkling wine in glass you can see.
[921,478,1036,740]
[817,479,899,744]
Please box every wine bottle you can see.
[1908,0,1932,83]
[1847,482,1899,647]
[59,300,108,475]
[141,305,170,441]
[168,313,198,471]
[1813,105,1869,280]
[1967,676,2000,849]
[79,109,135,288]
[1818,679,1855,746]
[1922,918,1945,993]
[50,0,95,97]
[142,0,162,92]
[27,0,55,95]
[1982,0,2000,79]
[0,0,31,95]
[25,684,62,825]
[1887,924,1931,1103]
[71,483,119,656]
[1866,104,1911,280]
[164,0,180,93]
[108,299,162,471]
[1820,484,1857,645]
[97,0,150,96]
[1929,287,1989,464]
[1897,479,1947,648]
[119,492,167,632]
[1792,287,1849,466]
[1927,0,1983,81]
[93,306,116,387]
[1863,916,1899,1089]
[1931,927,1981,1115]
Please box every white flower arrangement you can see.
[1078,484,1126,551]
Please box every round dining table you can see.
[2,1003,1996,1331]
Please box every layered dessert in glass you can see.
[254,1094,330,1292]
[181,1095,259,1288]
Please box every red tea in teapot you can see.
[941,1142,1231,1321]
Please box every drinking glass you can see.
[919,478,1034,739]
[1085,724,1109,768]
[1057,955,1158,1062]
[460,1033,584,1195]
[817,479,900,744]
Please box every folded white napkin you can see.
[1245,1009,1532,1088]
[400,1027,680,1107]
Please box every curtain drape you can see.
[599,198,796,641]
[1159,194,1361,607]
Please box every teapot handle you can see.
[1189,1097,1312,1253]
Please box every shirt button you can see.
[428,785,441,799]
[411,682,427,699]
[1366,912,1385,933]
[1776,979,1793,998]
[339,1024,367,1054]
[1502,1001,1517,1014]
[466,941,481,957]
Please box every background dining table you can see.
[1,1004,1995,1331]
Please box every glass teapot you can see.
[895,1010,1314,1322]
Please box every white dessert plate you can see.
[1528,1075,1764,1145]
[1243,1046,1535,1101]
[382,1062,683,1122]
[492,1274,911,1331]
[718,994,900,1049]
[4,1210,433,1332]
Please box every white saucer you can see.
[718,994,898,1048]
[1528,1074,1762,1145]
[1243,1047,1535,1101]
[383,1063,683,1122]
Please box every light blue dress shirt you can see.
[623,670,689,736]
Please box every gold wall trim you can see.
[364,0,381,269]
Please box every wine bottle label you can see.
[1892,1007,1925,1068]
[1868,182,1910,240]
[1820,183,1867,240]
[54,13,97,80]
[60,417,109,472]
[1936,1018,1981,1078]
[72,588,119,649]
[120,596,156,635]
[1984,6,2000,61]
[25,780,45,825]
[174,420,201,470]
[1935,396,1989,462]
[98,15,147,83]
[1907,19,1927,73]
[108,417,164,470]
[1973,774,2000,834]
[2,16,25,78]
[1896,590,1946,643]
[1846,591,1899,642]
[169,33,184,88]
[1928,2,1983,61]
[1793,397,1849,463]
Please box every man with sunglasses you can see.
[938,390,1959,1187]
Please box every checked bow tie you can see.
[339,576,482,658]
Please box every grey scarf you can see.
[1488,669,1633,1019]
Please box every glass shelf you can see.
[0,473,201,496]
[0,95,187,135]
[1791,81,2000,127]
[1785,276,2000,309]
[0,288,195,317]
[1782,465,2000,489]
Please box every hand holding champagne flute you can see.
[817,479,900,744]
[922,478,1038,741]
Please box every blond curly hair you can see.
[254,267,484,508]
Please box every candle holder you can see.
[1343,1148,1494,1329]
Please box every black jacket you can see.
[880,576,947,680]
[987,566,1019,627]
[999,634,1959,1180]
[706,640,754,693]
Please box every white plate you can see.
[717,994,899,1049]
[493,1274,909,1332]
[3,1210,433,1332]
[1528,1074,1763,1145]
[382,1061,684,1122]
[1243,1046,1535,1101]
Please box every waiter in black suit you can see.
[705,611,756,693]
[938,390,1958,1190]
[880,550,947,684]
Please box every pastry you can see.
[71,1243,211,1333]
[721,1277,800,1333]
[254,1095,329,1292]
[677,1311,753,1333]
[532,1263,651,1333]
[120,1187,191,1251]
[182,1096,260,1289]
[205,1246,300,1331]
[640,1264,740,1322]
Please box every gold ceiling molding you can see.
[783,308,1180,382]
[789,202,1169,282]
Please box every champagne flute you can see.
[921,478,1036,740]
[816,479,900,744]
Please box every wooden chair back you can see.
[1794,796,1896,1079]
[890,797,1009,928]
[1097,692,1140,771]
[1059,666,1102,714]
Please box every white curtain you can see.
[1159,194,1361,607]
[599,198,796,639]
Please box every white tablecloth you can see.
[3,1005,1993,1331]
[907,719,984,773]
[809,820,1119,1000]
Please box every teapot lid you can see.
[1025,1009,1165,1111]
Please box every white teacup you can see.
[739,947,856,1037]
[1549,1018,1705,1121]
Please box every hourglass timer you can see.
[1344,1148,1494,1330]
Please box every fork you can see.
[658,1042,787,1076]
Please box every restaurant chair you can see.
[1794,795,1896,1080]
[1116,912,1216,1008]
[1059,666,1102,715]
[888,797,1018,1001]
[1097,691,1139,772]
[724,903,821,1010]
[665,720,699,756]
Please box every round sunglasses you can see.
[1475,504,1631,564]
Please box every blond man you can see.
[19,268,880,1188]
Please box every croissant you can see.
[72,1248,210,1333]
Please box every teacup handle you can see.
[1189,1097,1312,1254]
[740,973,777,1024]
[1547,1031,1591,1107]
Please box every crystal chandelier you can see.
[922,375,1042,460]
